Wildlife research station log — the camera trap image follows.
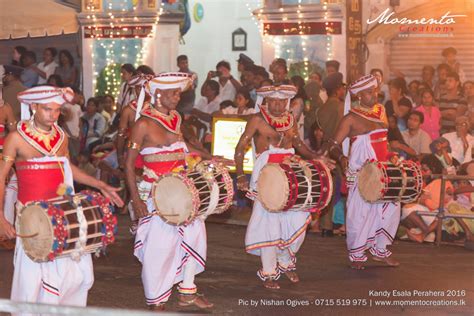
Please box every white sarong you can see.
[245,146,310,280]
[346,129,400,262]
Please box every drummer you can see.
[327,74,401,269]
[125,72,223,311]
[0,86,123,306]
[234,85,333,289]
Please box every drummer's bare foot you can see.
[372,256,400,267]
[263,279,280,289]
[350,261,366,270]
[148,303,165,311]
[406,229,424,243]
[178,293,214,309]
[284,271,299,283]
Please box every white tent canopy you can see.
[0,0,79,39]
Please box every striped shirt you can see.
[437,93,467,133]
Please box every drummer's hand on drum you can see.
[212,156,235,167]
[237,175,249,191]
[99,183,124,208]
[315,155,336,170]
[132,199,148,218]
[0,216,15,240]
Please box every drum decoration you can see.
[257,158,333,213]
[18,191,117,262]
[357,159,423,203]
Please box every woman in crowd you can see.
[36,47,58,85]
[55,49,78,89]
[385,78,413,131]
[415,88,441,141]
[215,88,255,118]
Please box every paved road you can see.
[1,215,473,315]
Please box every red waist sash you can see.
[142,149,186,182]
[268,153,293,164]
[351,130,388,161]
[16,161,64,204]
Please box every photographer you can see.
[207,60,242,102]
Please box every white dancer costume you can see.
[4,173,17,224]
[134,142,206,306]
[11,156,93,307]
[346,129,400,262]
[245,146,310,281]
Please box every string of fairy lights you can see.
[84,0,164,98]
[245,0,333,81]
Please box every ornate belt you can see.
[143,152,185,163]
[16,163,62,171]
[371,137,387,143]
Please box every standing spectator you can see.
[421,65,436,89]
[325,60,340,77]
[415,88,441,141]
[46,74,64,87]
[36,47,58,85]
[304,73,324,138]
[54,50,78,89]
[2,65,25,121]
[370,68,390,104]
[177,55,198,114]
[442,116,473,165]
[308,71,328,103]
[82,97,107,150]
[136,64,154,76]
[316,72,345,141]
[385,77,412,131]
[269,58,287,84]
[62,90,84,159]
[401,111,432,158]
[442,47,465,83]
[236,53,254,73]
[438,71,468,134]
[290,75,307,139]
[19,51,39,88]
[208,60,241,102]
[116,64,137,111]
[434,63,450,99]
[11,46,27,67]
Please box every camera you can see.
[210,71,222,78]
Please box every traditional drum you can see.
[299,160,333,210]
[152,161,234,225]
[194,161,234,218]
[357,159,423,203]
[257,159,333,212]
[17,191,117,263]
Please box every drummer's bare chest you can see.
[350,116,387,138]
[254,124,293,153]
[143,123,183,148]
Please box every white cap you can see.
[17,86,74,120]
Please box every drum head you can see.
[358,162,384,202]
[257,164,289,212]
[18,205,53,262]
[153,176,194,225]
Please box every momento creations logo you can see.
[367,8,467,37]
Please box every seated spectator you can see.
[388,115,413,159]
[36,47,58,85]
[385,77,412,131]
[401,111,432,159]
[20,51,39,88]
[444,164,474,243]
[401,154,452,243]
[430,137,459,173]
[442,116,473,165]
[82,97,107,151]
[462,80,474,104]
[415,88,441,140]
[215,88,255,118]
[433,63,450,100]
[438,71,468,134]
[421,65,436,90]
[136,64,155,76]
[407,80,421,106]
[100,94,117,125]
[47,74,64,87]
[207,60,241,102]
[55,49,78,89]
[191,80,221,143]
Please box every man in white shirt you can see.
[442,116,473,164]
[36,48,58,85]
[207,60,241,102]
[401,111,432,158]
[192,80,221,132]
[62,91,84,158]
